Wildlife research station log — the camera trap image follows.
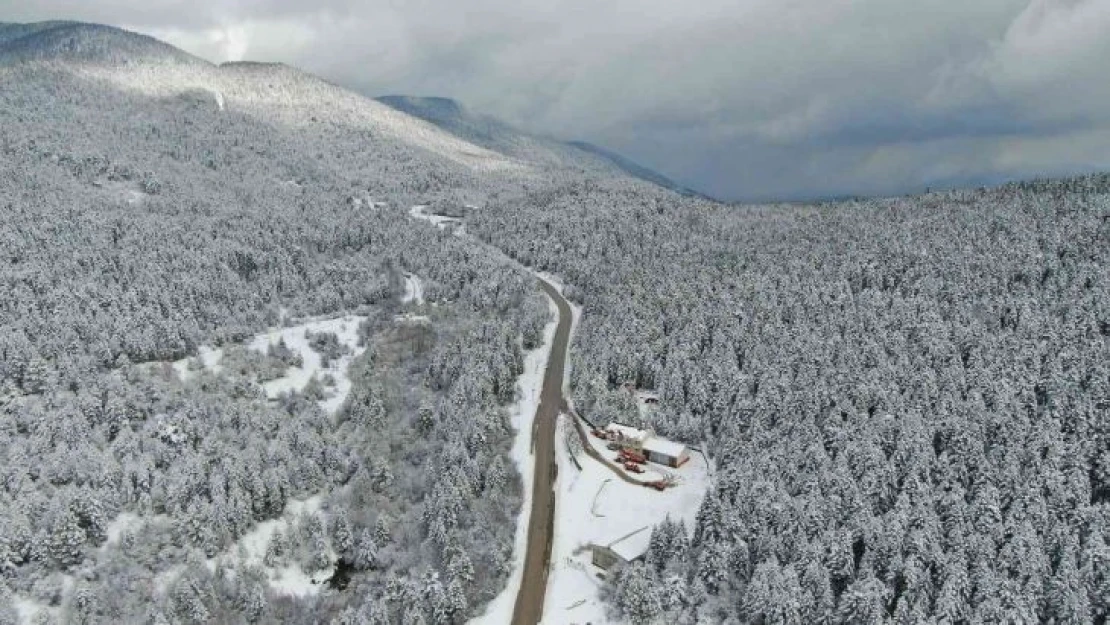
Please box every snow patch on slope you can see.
[206,494,335,598]
[247,315,366,414]
[72,64,533,175]
[11,575,74,625]
[402,272,425,305]
[100,512,143,551]
[172,345,224,381]
[12,596,54,625]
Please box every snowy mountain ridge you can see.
[377,94,700,195]
[0,21,206,67]
[0,21,693,190]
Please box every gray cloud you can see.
[4,0,1110,200]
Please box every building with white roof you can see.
[642,436,690,468]
[589,526,653,573]
[604,422,690,468]
[605,422,651,446]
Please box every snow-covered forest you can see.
[470,176,1109,623]
[2,19,1109,625]
[0,25,552,624]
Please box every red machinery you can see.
[618,448,647,464]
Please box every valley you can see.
[1,18,1107,625]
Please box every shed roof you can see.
[607,526,653,562]
[606,422,650,443]
[642,436,687,459]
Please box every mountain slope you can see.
[0,20,78,45]
[0,21,206,66]
[565,139,701,197]
[0,23,546,208]
[377,94,701,196]
[0,19,557,625]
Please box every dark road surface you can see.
[511,278,572,625]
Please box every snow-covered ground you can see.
[543,415,710,624]
[206,494,334,597]
[173,315,366,415]
[468,292,560,625]
[12,597,52,625]
[172,345,225,382]
[393,313,431,324]
[246,314,367,414]
[100,511,144,552]
[11,577,72,625]
[402,272,425,305]
[93,178,150,206]
[409,204,465,231]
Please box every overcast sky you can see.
[5,0,1110,200]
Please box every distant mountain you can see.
[0,20,78,45]
[0,21,206,66]
[565,140,701,197]
[377,95,702,197]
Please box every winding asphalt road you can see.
[511,278,572,625]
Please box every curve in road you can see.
[511,278,573,625]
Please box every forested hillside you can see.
[470,176,1110,623]
[2,18,1108,625]
[376,95,696,195]
[0,22,552,624]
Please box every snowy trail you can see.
[402,272,425,305]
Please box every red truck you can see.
[624,461,645,474]
[619,448,647,464]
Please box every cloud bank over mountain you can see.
[6,0,1109,200]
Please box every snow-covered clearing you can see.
[12,596,53,625]
[100,511,144,552]
[468,293,560,625]
[205,494,335,597]
[393,313,431,324]
[246,314,367,414]
[93,178,149,206]
[172,345,225,381]
[11,575,74,625]
[409,204,465,231]
[402,272,425,305]
[171,314,366,415]
[173,314,368,413]
[543,415,710,624]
